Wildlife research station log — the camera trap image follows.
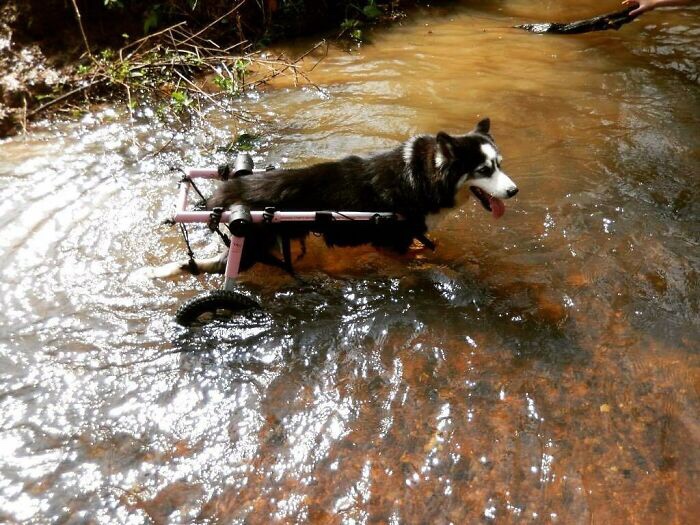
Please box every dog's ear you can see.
[475,117,491,135]
[435,131,455,169]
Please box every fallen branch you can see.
[515,6,638,34]
[251,39,328,87]
[177,1,246,47]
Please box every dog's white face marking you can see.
[470,169,517,199]
[468,143,518,199]
[481,143,497,162]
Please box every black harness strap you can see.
[180,175,207,209]
[207,207,231,247]
[178,223,200,275]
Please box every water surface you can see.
[1,1,699,523]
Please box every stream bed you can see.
[1,0,699,523]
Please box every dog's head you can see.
[436,118,518,218]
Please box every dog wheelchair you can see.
[169,153,407,325]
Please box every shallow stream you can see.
[1,0,699,523]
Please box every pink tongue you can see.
[490,196,506,219]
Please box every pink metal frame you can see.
[173,167,402,290]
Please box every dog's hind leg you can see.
[258,242,311,284]
[144,253,227,279]
[189,253,228,274]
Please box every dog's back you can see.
[208,150,411,213]
[206,148,428,262]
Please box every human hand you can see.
[622,0,657,16]
[622,0,691,16]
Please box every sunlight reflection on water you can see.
[1,1,699,523]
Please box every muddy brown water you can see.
[1,1,699,523]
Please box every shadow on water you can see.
[1,0,699,523]
[170,259,589,366]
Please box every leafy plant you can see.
[235,133,258,151]
[213,75,237,95]
[218,132,260,153]
[76,63,91,75]
[362,0,382,19]
[341,18,363,41]
[213,58,251,96]
[234,58,250,78]
[100,48,115,61]
[341,18,360,30]
[170,90,192,112]
[340,1,384,41]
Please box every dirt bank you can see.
[0,0,409,138]
[0,3,68,136]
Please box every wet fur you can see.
[170,118,512,276]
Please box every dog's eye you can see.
[477,166,491,175]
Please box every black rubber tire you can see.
[175,290,260,326]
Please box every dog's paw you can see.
[131,261,189,280]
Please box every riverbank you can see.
[0,0,408,138]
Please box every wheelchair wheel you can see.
[175,290,260,326]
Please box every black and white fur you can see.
[160,118,517,277]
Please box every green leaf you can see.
[341,18,360,30]
[363,4,382,19]
[213,74,237,94]
[234,58,250,73]
[235,133,258,151]
[170,90,192,111]
[171,91,186,103]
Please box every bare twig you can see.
[20,96,28,135]
[69,0,94,61]
[123,21,189,60]
[138,132,179,161]
[24,15,326,130]
[177,1,246,47]
[28,79,104,117]
[251,39,327,87]
[172,69,233,118]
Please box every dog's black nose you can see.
[507,187,519,198]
